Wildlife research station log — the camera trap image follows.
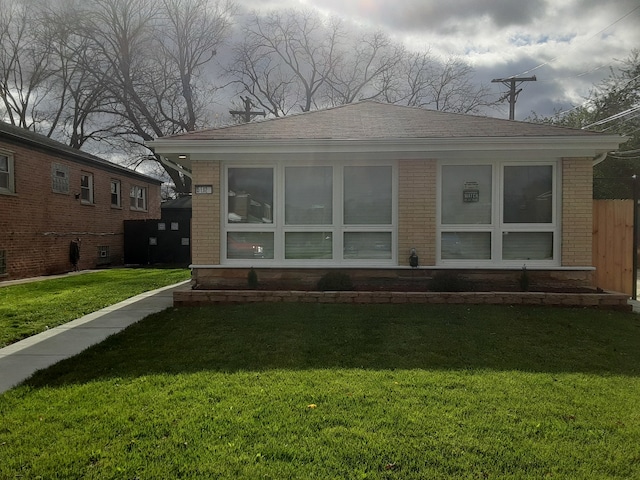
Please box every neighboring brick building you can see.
[0,122,162,280]
[148,101,625,290]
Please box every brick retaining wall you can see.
[174,288,631,311]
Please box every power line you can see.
[491,76,537,120]
[512,5,640,78]
[582,105,640,130]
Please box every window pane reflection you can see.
[228,168,273,223]
[503,232,553,260]
[344,232,392,259]
[503,166,552,224]
[344,166,392,225]
[227,232,274,259]
[285,232,333,259]
[285,167,332,225]
[441,232,491,260]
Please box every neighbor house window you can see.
[0,153,15,195]
[80,172,94,203]
[110,180,121,207]
[130,185,147,211]
[438,161,557,265]
[0,250,6,275]
[52,163,70,194]
[224,163,395,263]
[97,246,110,265]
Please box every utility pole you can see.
[491,76,536,120]
[229,96,266,123]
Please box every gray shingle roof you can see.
[165,101,603,141]
[0,121,162,184]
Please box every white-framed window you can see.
[438,160,558,266]
[52,163,70,194]
[130,185,147,211]
[110,180,121,207]
[224,162,396,264]
[80,172,94,204]
[0,152,15,195]
[0,249,6,275]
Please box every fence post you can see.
[633,175,638,300]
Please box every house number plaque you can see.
[194,184,213,194]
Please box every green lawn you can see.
[0,268,190,347]
[1,303,640,478]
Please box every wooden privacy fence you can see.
[592,199,634,295]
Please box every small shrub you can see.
[429,272,470,292]
[247,268,259,289]
[519,266,530,292]
[317,271,353,291]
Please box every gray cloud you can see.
[307,0,547,32]
[231,0,639,118]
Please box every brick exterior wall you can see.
[191,160,220,265]
[562,158,593,267]
[187,157,595,287]
[0,139,161,280]
[175,288,630,311]
[397,159,437,266]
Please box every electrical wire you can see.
[513,5,640,78]
[582,105,640,129]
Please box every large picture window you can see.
[224,163,395,264]
[439,161,557,265]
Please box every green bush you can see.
[429,272,471,292]
[247,268,259,289]
[519,266,530,292]
[317,271,353,291]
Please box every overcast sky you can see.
[233,0,639,120]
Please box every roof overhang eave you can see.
[147,135,627,168]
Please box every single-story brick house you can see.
[0,121,162,280]
[147,101,625,290]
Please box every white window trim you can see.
[80,172,94,204]
[222,160,397,266]
[110,179,121,208]
[129,185,148,211]
[437,159,560,267]
[0,151,15,195]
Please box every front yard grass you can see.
[0,268,190,347]
[1,303,640,478]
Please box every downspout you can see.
[592,151,608,166]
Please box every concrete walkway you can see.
[0,280,189,394]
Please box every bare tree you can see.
[323,29,404,106]
[228,9,340,115]
[0,0,58,129]
[381,52,496,114]
[227,8,496,117]
[66,0,235,193]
